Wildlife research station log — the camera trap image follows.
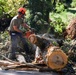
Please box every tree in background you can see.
[27,0,72,33]
[28,0,53,33]
[0,0,75,34]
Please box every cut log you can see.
[28,34,68,71]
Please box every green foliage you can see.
[50,16,67,36]
[71,0,76,7]
[50,12,68,36]
[0,0,28,17]
[49,8,76,37]
[0,0,7,15]
[55,3,65,13]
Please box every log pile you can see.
[0,60,51,72]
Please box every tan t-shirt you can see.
[8,15,24,31]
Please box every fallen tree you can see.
[28,34,68,71]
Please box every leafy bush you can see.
[50,16,67,37]
[71,0,76,7]
[55,3,65,13]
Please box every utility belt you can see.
[9,31,22,36]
